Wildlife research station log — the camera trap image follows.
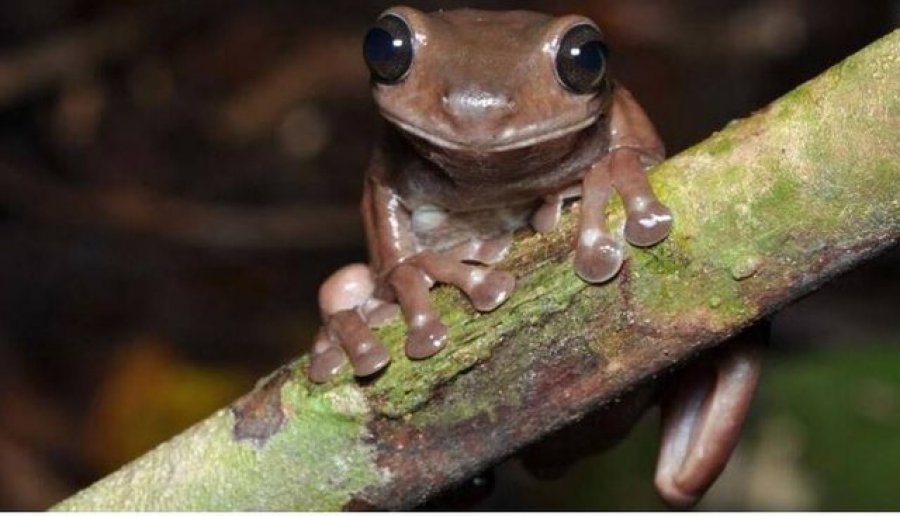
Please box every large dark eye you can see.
[363,14,414,84]
[555,24,608,94]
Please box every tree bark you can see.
[54,30,900,511]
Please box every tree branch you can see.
[53,30,900,511]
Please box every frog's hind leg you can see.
[655,333,763,508]
[309,263,392,383]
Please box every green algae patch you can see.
[410,278,614,430]
[703,130,737,157]
[56,380,382,511]
[629,244,750,327]
[367,259,590,417]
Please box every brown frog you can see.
[308,7,761,507]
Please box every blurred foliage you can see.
[759,348,900,509]
[82,336,253,473]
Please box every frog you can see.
[307,7,761,508]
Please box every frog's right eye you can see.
[363,15,414,84]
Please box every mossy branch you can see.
[54,31,900,511]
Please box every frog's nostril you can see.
[443,88,514,118]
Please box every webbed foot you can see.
[308,236,516,382]
[398,246,515,358]
[309,263,395,383]
[562,147,672,283]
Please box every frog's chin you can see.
[383,113,599,153]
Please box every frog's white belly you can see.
[412,202,535,252]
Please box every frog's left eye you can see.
[555,24,608,94]
[363,14,414,84]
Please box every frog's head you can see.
[363,6,612,155]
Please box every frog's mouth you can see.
[382,112,599,153]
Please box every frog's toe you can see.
[574,232,625,283]
[327,309,393,378]
[405,318,449,360]
[362,300,401,327]
[349,341,392,377]
[309,344,348,384]
[625,200,673,247]
[469,269,515,312]
[531,200,562,234]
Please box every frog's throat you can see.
[381,112,600,153]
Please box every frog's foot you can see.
[390,251,515,359]
[609,148,673,247]
[309,263,395,383]
[411,251,515,313]
[574,161,625,283]
[531,184,582,234]
[655,335,762,508]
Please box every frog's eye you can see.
[363,14,414,84]
[555,24,609,94]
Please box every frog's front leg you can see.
[574,159,626,283]
[537,85,673,283]
[607,86,673,247]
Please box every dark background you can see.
[0,0,897,510]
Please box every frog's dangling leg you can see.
[608,147,673,247]
[412,251,515,313]
[388,263,449,359]
[574,160,625,283]
[309,263,392,382]
[655,334,763,508]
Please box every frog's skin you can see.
[308,7,761,508]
